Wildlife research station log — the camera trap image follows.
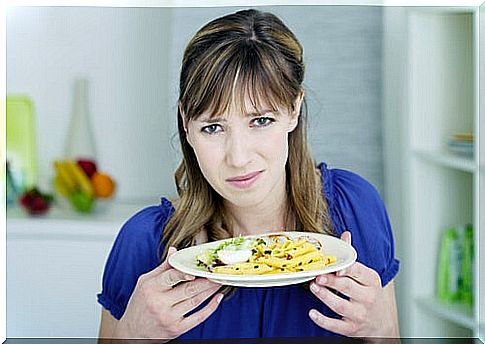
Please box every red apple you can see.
[19,187,53,216]
[29,196,49,215]
[19,192,33,207]
[77,159,97,178]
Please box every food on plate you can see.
[196,234,337,275]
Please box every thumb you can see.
[157,246,178,273]
[336,232,352,277]
[341,231,351,245]
[142,247,177,280]
[167,246,177,256]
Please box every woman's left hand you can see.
[308,231,399,337]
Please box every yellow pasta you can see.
[201,235,337,275]
[286,242,316,259]
[213,262,274,275]
[286,251,323,269]
[323,255,337,265]
[253,256,289,269]
[294,260,327,272]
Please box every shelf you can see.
[413,149,476,173]
[416,297,476,330]
[6,200,151,238]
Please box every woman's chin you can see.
[223,191,267,209]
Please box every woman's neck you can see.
[224,179,289,236]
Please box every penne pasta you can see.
[196,234,337,275]
[286,251,323,269]
[213,262,274,275]
[286,242,316,259]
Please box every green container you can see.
[437,227,460,302]
[460,224,474,305]
[6,96,38,192]
[437,224,474,305]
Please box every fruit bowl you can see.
[52,158,116,214]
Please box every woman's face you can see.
[184,95,303,209]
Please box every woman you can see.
[97,9,400,340]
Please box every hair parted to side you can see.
[161,9,334,261]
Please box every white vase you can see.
[64,79,97,161]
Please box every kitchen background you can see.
[5,4,485,340]
[7,5,385,202]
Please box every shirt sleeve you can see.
[97,198,173,320]
[327,168,400,287]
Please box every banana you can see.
[53,175,70,197]
[64,159,95,197]
[53,160,76,192]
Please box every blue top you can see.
[97,162,400,339]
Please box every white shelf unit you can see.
[412,149,476,173]
[383,6,482,338]
[6,201,148,337]
[7,200,147,235]
[416,297,475,330]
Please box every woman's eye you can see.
[252,117,275,127]
[201,124,222,134]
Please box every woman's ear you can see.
[288,90,304,132]
[179,105,193,146]
[179,104,189,132]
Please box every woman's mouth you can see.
[226,171,263,189]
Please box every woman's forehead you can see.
[199,106,279,122]
[198,94,284,120]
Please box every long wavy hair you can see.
[161,9,334,262]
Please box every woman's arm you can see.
[98,308,118,341]
[97,247,223,341]
[385,281,400,337]
[97,308,117,343]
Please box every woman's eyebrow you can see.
[247,109,275,117]
[198,109,276,123]
[198,117,226,124]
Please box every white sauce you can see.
[218,248,252,265]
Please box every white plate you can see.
[168,231,357,287]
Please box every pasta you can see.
[196,234,337,275]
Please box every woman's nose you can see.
[225,129,252,168]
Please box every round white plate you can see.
[168,231,357,287]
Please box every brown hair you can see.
[161,9,334,261]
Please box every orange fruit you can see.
[91,172,116,198]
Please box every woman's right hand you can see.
[113,247,224,340]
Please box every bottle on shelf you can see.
[64,78,97,161]
[437,224,474,306]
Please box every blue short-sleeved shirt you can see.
[97,162,400,338]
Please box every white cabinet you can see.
[6,202,145,337]
[383,6,482,338]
